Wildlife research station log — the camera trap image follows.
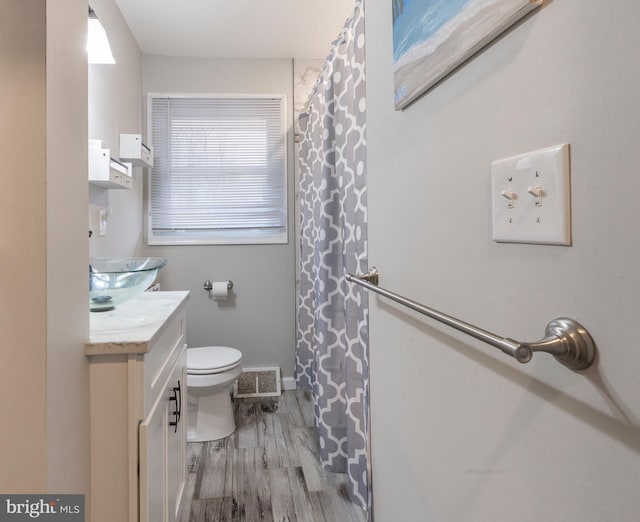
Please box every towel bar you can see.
[346,268,596,371]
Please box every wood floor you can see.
[180,388,367,522]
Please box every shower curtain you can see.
[295,0,370,513]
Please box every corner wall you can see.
[46,0,90,493]
[366,1,640,520]
[142,56,296,378]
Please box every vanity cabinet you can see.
[86,291,190,522]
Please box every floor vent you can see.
[233,367,281,398]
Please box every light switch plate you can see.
[99,209,107,236]
[491,143,571,245]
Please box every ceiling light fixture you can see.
[88,7,115,64]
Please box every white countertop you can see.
[86,291,190,356]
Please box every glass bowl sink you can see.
[89,257,168,312]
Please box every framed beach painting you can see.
[393,0,543,109]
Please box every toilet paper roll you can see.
[211,281,229,300]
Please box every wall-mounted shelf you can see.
[89,146,132,190]
[119,133,153,167]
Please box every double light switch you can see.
[491,143,571,245]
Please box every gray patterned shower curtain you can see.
[295,0,370,513]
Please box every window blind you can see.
[149,95,286,244]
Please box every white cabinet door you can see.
[139,390,168,522]
[140,343,187,522]
[167,347,187,521]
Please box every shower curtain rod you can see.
[346,268,596,371]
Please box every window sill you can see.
[147,231,288,246]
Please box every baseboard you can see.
[281,376,296,391]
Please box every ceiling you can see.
[114,0,355,59]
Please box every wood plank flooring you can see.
[181,388,367,522]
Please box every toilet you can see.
[186,346,243,442]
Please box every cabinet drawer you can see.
[120,174,132,188]
[141,148,153,166]
[142,309,185,415]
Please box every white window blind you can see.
[148,95,287,245]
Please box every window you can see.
[148,94,287,245]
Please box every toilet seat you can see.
[188,346,242,375]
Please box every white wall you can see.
[89,0,144,258]
[366,1,640,521]
[46,0,90,493]
[143,56,297,378]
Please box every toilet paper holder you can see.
[203,280,234,291]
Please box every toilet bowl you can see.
[187,346,242,442]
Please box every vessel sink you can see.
[89,257,167,312]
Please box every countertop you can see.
[85,290,190,356]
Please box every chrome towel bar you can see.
[346,268,596,371]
